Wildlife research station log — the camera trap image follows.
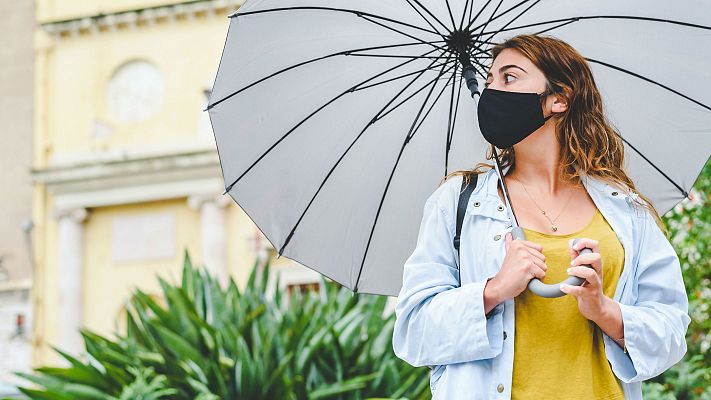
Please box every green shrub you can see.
[8,253,430,399]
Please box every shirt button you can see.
[497,205,505,211]
[474,201,481,207]
[497,383,504,393]
[611,191,618,196]
[503,331,507,340]
[494,234,501,241]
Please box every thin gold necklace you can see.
[511,176,576,232]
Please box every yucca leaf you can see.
[16,387,75,400]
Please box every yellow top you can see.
[511,209,625,400]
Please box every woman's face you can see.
[484,48,567,114]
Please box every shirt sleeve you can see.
[604,207,691,383]
[392,198,504,368]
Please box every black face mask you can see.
[477,88,555,148]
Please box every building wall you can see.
[0,0,36,393]
[30,0,315,367]
[0,0,35,285]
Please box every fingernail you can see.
[566,267,572,274]
[560,284,569,291]
[570,260,575,266]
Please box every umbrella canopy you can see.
[207,0,711,296]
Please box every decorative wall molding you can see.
[39,0,245,39]
[0,279,32,293]
[31,149,224,213]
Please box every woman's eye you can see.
[504,73,517,83]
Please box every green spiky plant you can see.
[7,252,430,399]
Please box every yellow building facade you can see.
[31,0,323,366]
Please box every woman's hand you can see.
[560,238,608,321]
[489,232,548,302]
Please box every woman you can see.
[392,34,690,400]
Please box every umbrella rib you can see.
[465,0,530,33]
[474,0,506,40]
[232,6,442,37]
[480,0,544,45]
[277,56,446,259]
[355,59,454,93]
[477,15,711,37]
[377,61,458,122]
[585,57,702,197]
[468,38,496,60]
[473,37,499,47]
[444,0,458,31]
[467,0,477,27]
[346,54,451,60]
[615,134,690,198]
[445,63,458,175]
[465,53,490,79]
[445,65,465,176]
[354,65,457,293]
[464,0,496,35]
[468,39,493,63]
[403,0,448,40]
[532,18,579,35]
[206,41,444,111]
[411,69,460,136]
[458,0,472,31]
[402,0,452,35]
[222,47,443,193]
[471,49,493,64]
[585,58,711,112]
[358,14,449,54]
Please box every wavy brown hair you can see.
[441,34,668,236]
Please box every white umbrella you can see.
[207,0,711,296]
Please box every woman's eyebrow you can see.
[486,64,527,78]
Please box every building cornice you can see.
[39,0,244,39]
[0,279,32,293]
[31,148,225,212]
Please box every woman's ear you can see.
[550,89,569,114]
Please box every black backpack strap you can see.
[453,174,478,284]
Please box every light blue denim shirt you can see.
[392,168,690,400]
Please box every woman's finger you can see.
[567,266,600,287]
[571,253,603,276]
[570,237,599,254]
[529,255,548,272]
[525,246,546,262]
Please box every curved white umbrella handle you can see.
[510,227,592,298]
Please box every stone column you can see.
[54,208,87,355]
[188,195,230,287]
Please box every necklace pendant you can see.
[551,225,558,232]
[542,210,546,215]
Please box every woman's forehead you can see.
[488,48,541,76]
[490,48,534,70]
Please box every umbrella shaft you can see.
[493,147,519,228]
[462,67,479,98]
